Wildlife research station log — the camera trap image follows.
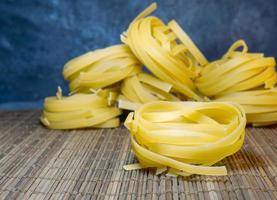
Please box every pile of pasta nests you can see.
[40,3,277,176]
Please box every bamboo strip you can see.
[0,110,276,200]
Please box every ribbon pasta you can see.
[196,40,277,97]
[124,101,246,176]
[63,44,142,92]
[215,88,277,126]
[38,2,277,178]
[118,73,179,110]
[40,87,122,129]
[121,3,207,100]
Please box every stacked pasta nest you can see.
[41,3,276,176]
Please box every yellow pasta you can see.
[196,40,277,97]
[37,2,277,180]
[215,88,277,126]
[118,73,179,110]
[63,44,142,92]
[40,87,122,129]
[121,3,207,101]
[124,101,246,176]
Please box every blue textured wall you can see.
[0,0,277,109]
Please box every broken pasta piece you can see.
[214,88,277,126]
[196,40,277,97]
[122,3,207,100]
[40,87,122,129]
[123,101,246,176]
[63,44,142,92]
[118,73,179,111]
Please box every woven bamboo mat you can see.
[0,110,276,200]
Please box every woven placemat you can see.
[0,110,276,200]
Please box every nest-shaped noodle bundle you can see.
[121,3,208,101]
[63,44,142,93]
[196,40,277,97]
[124,101,246,176]
[40,87,122,129]
[215,88,277,126]
[118,73,179,111]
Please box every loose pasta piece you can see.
[122,3,207,100]
[123,101,246,176]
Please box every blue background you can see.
[0,0,277,109]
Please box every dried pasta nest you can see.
[196,40,276,97]
[124,101,246,176]
[40,87,121,129]
[63,44,142,93]
[117,72,179,111]
[121,3,207,101]
[215,88,277,126]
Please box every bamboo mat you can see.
[0,110,276,200]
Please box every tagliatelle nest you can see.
[121,3,207,101]
[117,72,179,111]
[196,40,276,97]
[63,44,142,93]
[124,101,246,176]
[214,88,277,126]
[40,87,121,129]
